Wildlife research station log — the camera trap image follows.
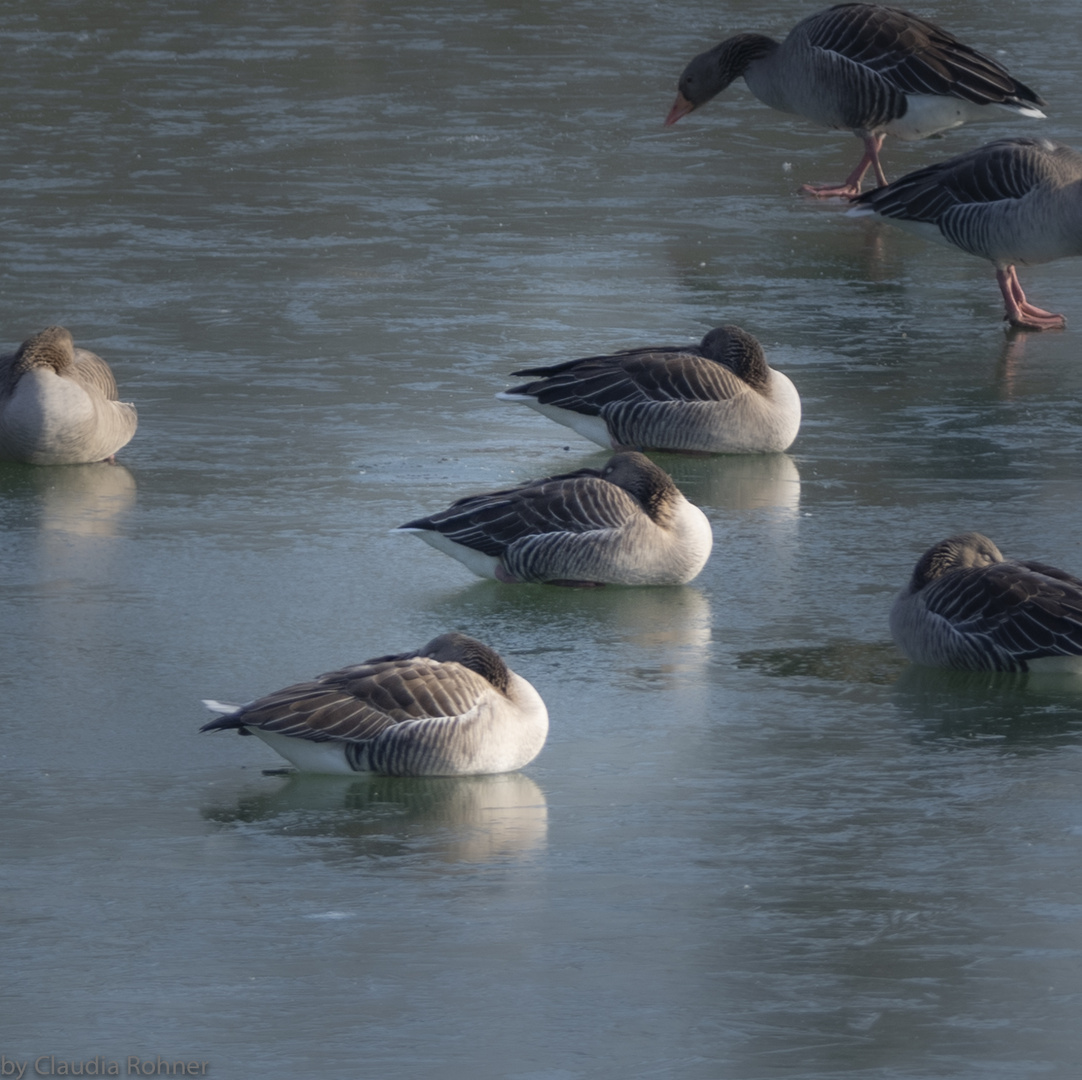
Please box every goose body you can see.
[851,137,1082,330]
[665,3,1046,197]
[398,451,713,586]
[497,325,800,454]
[201,632,549,776]
[890,533,1082,672]
[0,326,137,464]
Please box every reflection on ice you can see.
[0,461,136,536]
[661,451,800,514]
[201,770,548,865]
[890,663,1082,748]
[736,640,906,684]
[425,579,714,688]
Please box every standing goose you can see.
[497,325,800,455]
[890,532,1082,672]
[665,3,1046,198]
[0,326,137,464]
[397,451,713,586]
[850,137,1082,330]
[201,632,549,776]
[0,326,139,467]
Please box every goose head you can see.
[908,532,1004,592]
[666,34,778,125]
[419,632,512,693]
[600,451,680,522]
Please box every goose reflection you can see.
[201,771,548,865]
[995,333,1028,398]
[424,578,714,688]
[0,461,136,536]
[890,663,1082,748]
[735,640,905,684]
[661,452,800,514]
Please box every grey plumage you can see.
[201,632,549,776]
[398,452,713,586]
[890,533,1082,672]
[498,325,800,454]
[666,4,1045,197]
[851,137,1082,329]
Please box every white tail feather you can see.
[202,699,240,715]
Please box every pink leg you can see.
[996,266,1065,331]
[801,134,886,199]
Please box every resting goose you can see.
[0,326,137,464]
[891,533,1082,672]
[201,632,549,776]
[665,3,1046,198]
[497,325,800,455]
[851,137,1082,330]
[397,451,713,586]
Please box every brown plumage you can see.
[0,326,137,464]
[201,633,549,776]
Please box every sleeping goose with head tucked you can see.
[397,451,712,586]
[851,137,1082,330]
[890,532,1082,672]
[497,325,800,455]
[666,3,1046,198]
[201,632,549,776]
[0,326,137,464]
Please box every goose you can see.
[496,325,800,454]
[201,632,549,776]
[850,137,1082,330]
[890,532,1082,672]
[0,326,137,464]
[397,451,713,586]
[665,3,1046,198]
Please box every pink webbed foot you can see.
[997,266,1066,331]
[1006,306,1066,332]
[800,134,886,200]
[800,180,865,199]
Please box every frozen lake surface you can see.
[3,1,1082,1077]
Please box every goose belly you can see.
[1024,654,1082,675]
[250,729,358,774]
[886,95,992,141]
[498,395,613,449]
[400,528,502,579]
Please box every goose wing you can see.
[921,560,1082,659]
[507,349,750,411]
[801,4,1043,108]
[855,138,1063,222]
[68,348,122,400]
[400,472,640,555]
[201,657,495,742]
